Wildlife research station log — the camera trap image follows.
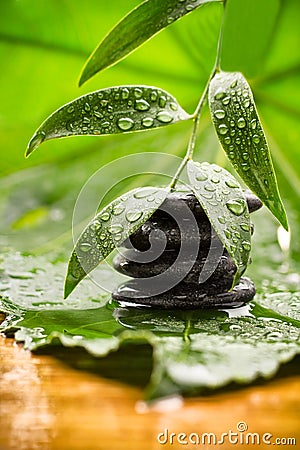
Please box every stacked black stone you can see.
[112,191,262,309]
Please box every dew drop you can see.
[134,88,143,98]
[230,79,238,88]
[237,118,246,129]
[218,124,228,135]
[222,96,231,106]
[235,137,241,145]
[142,117,154,128]
[214,109,226,119]
[241,163,250,171]
[195,172,208,181]
[226,199,246,216]
[150,91,158,102]
[117,117,134,131]
[242,241,251,251]
[218,216,226,224]
[79,242,92,252]
[211,176,220,184]
[28,131,46,152]
[158,96,167,108]
[135,99,150,111]
[170,102,178,111]
[240,223,250,232]
[84,102,91,112]
[225,179,239,188]
[242,152,249,160]
[204,184,216,192]
[109,224,124,234]
[250,119,257,129]
[100,211,110,222]
[224,229,232,239]
[214,88,226,100]
[126,210,143,222]
[224,136,231,145]
[121,88,129,99]
[243,99,250,108]
[112,204,125,216]
[252,134,260,144]
[67,105,75,113]
[156,111,173,123]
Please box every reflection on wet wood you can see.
[0,336,299,450]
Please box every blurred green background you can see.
[0,0,299,283]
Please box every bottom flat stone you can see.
[112,277,256,310]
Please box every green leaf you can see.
[65,186,169,298]
[220,0,280,77]
[1,253,300,400]
[79,0,220,86]
[208,71,288,230]
[26,86,190,157]
[187,160,251,285]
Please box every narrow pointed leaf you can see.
[79,0,220,86]
[64,186,169,298]
[26,86,190,156]
[187,161,251,285]
[209,71,288,230]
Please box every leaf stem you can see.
[169,1,226,190]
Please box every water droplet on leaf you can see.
[135,99,150,111]
[156,111,173,123]
[226,199,246,216]
[126,210,143,222]
[117,117,134,131]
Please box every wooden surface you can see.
[0,336,299,450]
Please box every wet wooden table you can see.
[0,336,299,450]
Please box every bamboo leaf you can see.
[187,160,251,285]
[79,0,219,86]
[208,71,288,230]
[26,86,190,156]
[64,186,169,298]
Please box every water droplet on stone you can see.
[135,99,150,111]
[226,199,246,216]
[126,210,143,222]
[237,118,246,129]
[214,109,226,119]
[218,124,228,135]
[117,117,134,131]
[142,117,154,128]
[156,111,173,123]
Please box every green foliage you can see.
[79,0,219,86]
[208,71,288,230]
[187,161,251,284]
[220,0,280,77]
[1,254,300,400]
[26,86,190,156]
[65,187,169,298]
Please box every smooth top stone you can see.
[123,190,260,251]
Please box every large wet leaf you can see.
[209,71,288,230]
[187,161,251,284]
[26,86,190,156]
[1,254,300,400]
[79,0,219,85]
[220,0,280,77]
[65,187,169,298]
